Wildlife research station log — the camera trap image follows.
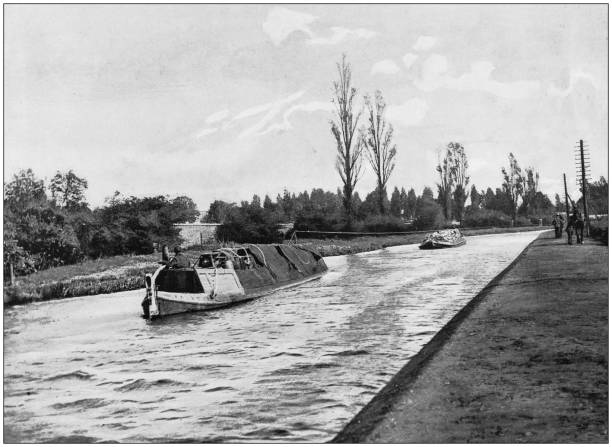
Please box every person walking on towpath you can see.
[169,246,191,268]
[574,210,585,244]
[566,210,577,245]
[552,215,561,238]
[559,214,565,237]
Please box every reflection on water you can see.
[4,231,543,442]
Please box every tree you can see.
[581,176,608,215]
[482,187,514,217]
[359,188,387,217]
[450,143,469,224]
[202,200,236,223]
[168,196,199,223]
[436,142,469,223]
[4,169,47,213]
[251,194,262,210]
[362,90,397,214]
[4,170,83,271]
[406,188,417,220]
[49,170,88,209]
[414,188,445,230]
[422,186,435,201]
[501,153,524,223]
[483,187,495,210]
[91,195,198,256]
[331,55,364,226]
[294,189,343,232]
[519,167,539,216]
[263,195,274,210]
[389,187,402,217]
[217,202,283,244]
[469,185,481,211]
[436,146,454,220]
[278,188,294,219]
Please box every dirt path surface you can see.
[333,231,608,443]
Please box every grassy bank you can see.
[4,226,545,306]
[3,247,208,306]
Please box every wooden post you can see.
[9,262,14,286]
[563,173,570,220]
[579,140,591,236]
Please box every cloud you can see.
[259,100,333,135]
[402,53,418,69]
[371,59,401,75]
[415,55,540,100]
[205,109,230,124]
[195,127,218,139]
[232,102,276,122]
[262,7,316,46]
[238,91,306,139]
[548,70,598,97]
[413,36,437,51]
[417,54,449,90]
[262,7,375,47]
[191,91,308,141]
[308,27,377,46]
[386,98,429,127]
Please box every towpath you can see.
[333,231,608,443]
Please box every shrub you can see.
[357,215,410,232]
[514,216,532,227]
[526,215,552,226]
[413,199,445,230]
[463,209,513,228]
[590,217,608,245]
[216,206,283,244]
[294,211,345,232]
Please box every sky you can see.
[4,4,608,211]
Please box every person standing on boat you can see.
[161,244,171,262]
[169,246,191,268]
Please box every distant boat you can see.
[419,229,466,250]
[141,244,327,319]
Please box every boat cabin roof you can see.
[194,247,254,270]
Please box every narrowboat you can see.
[419,228,467,250]
[141,244,327,319]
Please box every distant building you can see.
[174,223,221,248]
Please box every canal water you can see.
[4,231,543,442]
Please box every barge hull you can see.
[153,272,325,318]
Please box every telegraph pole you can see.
[563,173,570,220]
[578,139,591,236]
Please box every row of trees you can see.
[5,163,606,275]
[4,169,198,276]
[205,147,575,243]
[332,55,398,226]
